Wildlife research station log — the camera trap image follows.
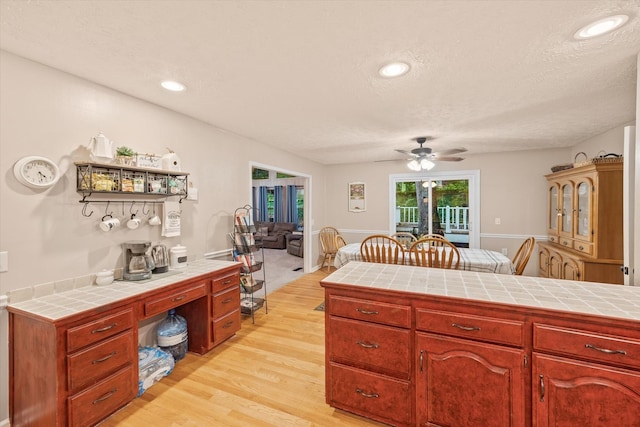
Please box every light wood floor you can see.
[100,270,385,427]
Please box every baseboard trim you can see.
[0,417,10,427]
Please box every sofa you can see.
[254,221,298,249]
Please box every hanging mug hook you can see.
[82,202,93,217]
[129,201,138,217]
[142,202,150,216]
[102,201,112,219]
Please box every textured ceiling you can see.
[1,0,639,165]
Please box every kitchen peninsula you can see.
[7,259,241,427]
[321,261,640,427]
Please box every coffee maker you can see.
[123,241,154,281]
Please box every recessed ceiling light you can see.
[574,15,629,39]
[160,80,187,92]
[379,62,410,78]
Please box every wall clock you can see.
[13,156,61,189]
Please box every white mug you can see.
[99,215,120,232]
[148,215,162,226]
[127,216,142,230]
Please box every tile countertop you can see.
[323,261,640,322]
[8,259,240,321]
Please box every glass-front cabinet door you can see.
[548,184,559,241]
[575,179,593,243]
[560,182,573,237]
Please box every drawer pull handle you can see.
[356,308,379,315]
[223,280,231,284]
[356,340,379,349]
[585,343,627,356]
[223,321,234,329]
[451,323,480,332]
[578,245,584,250]
[539,375,545,402]
[419,349,424,373]
[172,295,187,302]
[92,351,116,364]
[92,323,117,334]
[355,388,379,399]
[93,388,118,404]
[222,298,233,304]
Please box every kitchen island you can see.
[321,261,640,427]
[8,259,242,427]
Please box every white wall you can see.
[0,51,327,423]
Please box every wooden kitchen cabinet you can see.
[416,333,526,427]
[9,262,241,426]
[325,293,412,426]
[541,161,623,284]
[532,323,640,426]
[321,262,640,427]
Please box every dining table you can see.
[334,242,516,274]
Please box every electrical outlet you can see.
[501,248,508,256]
[494,218,501,225]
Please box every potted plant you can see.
[115,146,136,166]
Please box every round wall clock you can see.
[13,156,61,189]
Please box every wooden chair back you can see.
[418,234,449,246]
[360,235,405,265]
[319,226,341,271]
[391,232,417,249]
[335,234,347,249]
[512,237,535,275]
[409,237,460,269]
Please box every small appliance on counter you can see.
[170,244,188,269]
[151,243,169,274]
[123,240,154,281]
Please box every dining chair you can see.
[319,226,341,271]
[512,237,535,275]
[409,237,460,269]
[391,232,417,249]
[360,235,406,265]
[335,234,347,249]
[418,234,449,246]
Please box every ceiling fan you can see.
[395,137,466,170]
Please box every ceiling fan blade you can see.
[436,156,465,162]
[434,148,467,156]
[395,149,418,157]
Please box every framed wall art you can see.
[348,181,366,212]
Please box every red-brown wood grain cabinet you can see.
[322,280,640,427]
[325,293,413,426]
[9,265,241,427]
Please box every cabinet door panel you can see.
[574,179,593,243]
[533,354,640,427]
[416,333,526,427]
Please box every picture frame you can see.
[348,181,366,212]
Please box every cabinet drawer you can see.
[558,237,572,248]
[416,308,524,347]
[573,241,593,255]
[212,286,240,318]
[212,309,240,345]
[67,309,135,352]
[67,331,135,392]
[329,362,411,426]
[68,366,137,427]
[534,324,640,369]
[328,295,411,328]
[212,271,240,293]
[548,235,557,244]
[329,316,410,378]
[144,282,207,317]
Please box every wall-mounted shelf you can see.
[75,162,189,203]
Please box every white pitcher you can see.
[89,132,114,163]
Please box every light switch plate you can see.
[0,251,8,272]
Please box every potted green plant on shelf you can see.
[116,146,136,166]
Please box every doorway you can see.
[389,170,480,248]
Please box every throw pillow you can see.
[256,226,269,237]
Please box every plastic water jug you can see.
[157,309,188,362]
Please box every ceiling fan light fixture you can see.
[420,158,435,170]
[574,15,629,39]
[161,80,187,92]
[379,62,410,78]
[407,159,421,171]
